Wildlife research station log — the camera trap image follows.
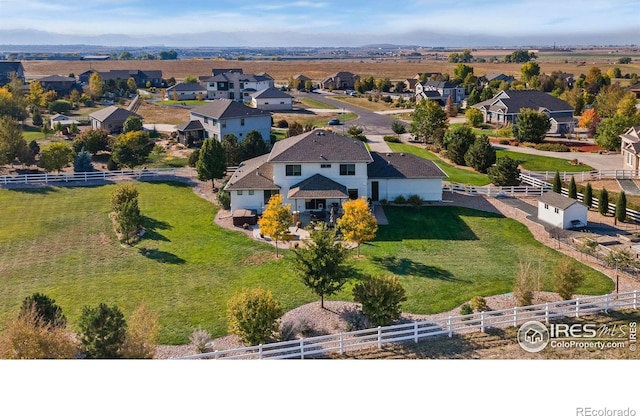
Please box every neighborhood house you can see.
[200,68,274,101]
[89,106,142,133]
[620,126,640,172]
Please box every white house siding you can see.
[537,201,587,229]
[251,97,292,111]
[191,114,271,142]
[272,162,369,209]
[230,191,266,213]
[371,178,443,202]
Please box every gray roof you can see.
[293,74,310,81]
[225,154,278,191]
[251,87,292,99]
[190,99,270,120]
[287,174,348,199]
[176,120,204,132]
[538,192,585,210]
[39,75,75,82]
[89,106,141,123]
[474,90,574,114]
[204,71,272,84]
[269,130,373,163]
[367,152,448,179]
[422,80,459,89]
[166,82,206,92]
[0,61,24,72]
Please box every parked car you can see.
[327,118,340,125]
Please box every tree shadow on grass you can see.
[138,247,185,264]
[141,216,172,242]
[372,255,467,282]
[5,186,59,194]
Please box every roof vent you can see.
[401,153,405,156]
[386,153,391,157]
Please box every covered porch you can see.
[287,174,350,227]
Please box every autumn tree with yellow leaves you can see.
[336,197,378,257]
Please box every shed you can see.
[537,192,588,230]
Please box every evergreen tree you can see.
[240,130,269,160]
[583,182,593,208]
[568,176,577,199]
[512,109,551,143]
[78,303,127,359]
[598,188,609,216]
[32,107,43,126]
[443,126,476,165]
[74,148,94,172]
[552,171,562,193]
[615,191,627,222]
[488,156,521,186]
[19,293,67,328]
[465,135,496,173]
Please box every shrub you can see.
[276,119,289,128]
[470,296,489,312]
[460,303,473,320]
[383,135,401,143]
[106,157,119,171]
[534,143,570,152]
[407,194,422,207]
[48,100,73,114]
[353,275,407,327]
[122,303,160,359]
[380,198,388,206]
[217,189,231,210]
[393,195,407,204]
[74,149,94,172]
[187,148,200,167]
[78,303,127,358]
[227,288,283,345]
[598,188,609,215]
[189,328,212,353]
[498,139,510,145]
[553,258,585,300]
[391,120,406,135]
[340,306,369,332]
[19,293,67,328]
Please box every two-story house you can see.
[38,75,81,97]
[225,130,447,214]
[165,82,207,100]
[200,69,274,101]
[318,72,360,91]
[176,99,271,147]
[472,90,576,135]
[0,61,25,86]
[79,69,163,87]
[621,126,640,172]
[415,80,466,105]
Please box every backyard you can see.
[0,182,612,345]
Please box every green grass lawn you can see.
[296,97,338,109]
[496,150,594,172]
[386,142,491,186]
[0,183,613,345]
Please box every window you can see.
[340,164,356,176]
[222,121,226,128]
[320,164,331,168]
[286,165,301,176]
[544,203,549,209]
[248,190,254,195]
[241,118,245,126]
[348,189,358,199]
[554,208,560,214]
[240,82,244,89]
[237,190,243,196]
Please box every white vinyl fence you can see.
[175,290,638,360]
[0,168,195,185]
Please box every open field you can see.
[330,96,400,112]
[135,100,191,125]
[496,150,594,172]
[0,183,612,345]
[271,111,358,128]
[21,48,640,85]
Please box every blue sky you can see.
[0,0,638,46]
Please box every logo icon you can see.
[518,321,550,352]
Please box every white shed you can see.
[537,192,588,230]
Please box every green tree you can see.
[48,100,73,114]
[375,77,392,92]
[394,81,406,93]
[615,191,627,222]
[0,115,28,165]
[504,50,536,63]
[27,80,45,108]
[453,63,474,84]
[594,84,628,118]
[74,148,94,172]
[88,72,103,100]
[31,107,43,126]
[111,130,154,168]
[122,116,143,133]
[257,193,292,257]
[409,99,449,145]
[617,93,638,118]
[553,258,585,300]
[227,288,283,345]
[595,114,634,151]
[159,50,178,60]
[598,188,609,216]
[583,182,593,208]
[552,171,562,193]
[78,303,127,359]
[391,120,406,136]
[73,128,110,155]
[520,61,541,83]
[39,142,74,172]
[488,156,521,186]
[196,137,226,190]
[19,293,67,328]
[115,197,141,244]
[183,75,198,84]
[111,183,138,213]
[465,107,484,127]
[443,126,475,165]
[0,86,28,120]
[187,148,200,167]
[291,224,352,309]
[336,197,378,257]
[466,88,481,106]
[221,134,241,166]
[464,134,496,173]
[347,125,366,141]
[512,109,551,143]
[240,130,269,160]
[353,275,407,327]
[568,176,577,199]
[126,77,137,94]
[28,140,40,158]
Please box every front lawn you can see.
[496,150,594,172]
[0,184,612,344]
[296,97,338,109]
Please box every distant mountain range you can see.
[0,28,637,49]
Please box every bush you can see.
[217,189,231,210]
[107,157,119,171]
[460,303,473,320]
[78,303,127,358]
[380,198,388,206]
[19,293,67,328]
[498,139,510,145]
[227,288,283,345]
[470,296,489,312]
[276,119,289,128]
[188,148,200,167]
[393,195,407,204]
[122,303,160,359]
[383,135,401,143]
[352,275,407,327]
[534,143,570,152]
[48,100,73,114]
[340,306,369,332]
[553,258,585,300]
[189,328,212,353]
[407,194,422,207]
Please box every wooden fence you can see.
[174,290,638,360]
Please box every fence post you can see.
[545,303,549,324]
[259,344,263,360]
[84,171,87,182]
[44,173,48,184]
[635,290,638,310]
[300,338,304,360]
[605,293,609,313]
[481,311,486,333]
[448,316,452,338]
[339,333,344,355]
[414,321,418,343]
[513,307,517,327]
[377,326,382,349]
[575,298,580,318]
[215,350,219,360]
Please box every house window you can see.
[340,164,356,176]
[544,203,549,209]
[348,189,358,199]
[265,102,269,105]
[241,118,245,126]
[320,164,331,168]
[240,82,244,89]
[222,121,226,128]
[554,208,560,214]
[248,190,254,195]
[280,101,285,104]
[286,165,301,176]
[237,190,243,196]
